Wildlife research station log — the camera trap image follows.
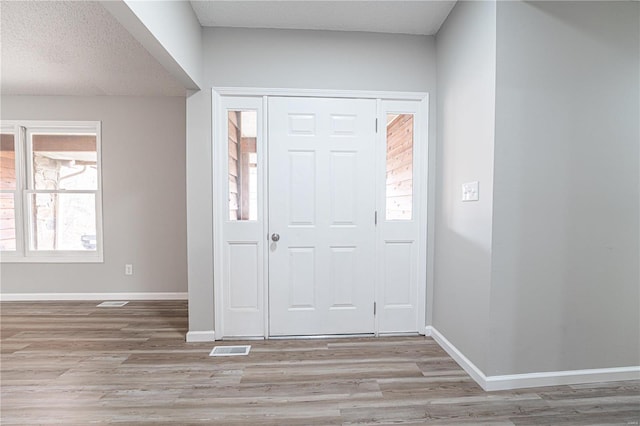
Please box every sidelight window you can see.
[385,114,414,220]
[228,111,258,221]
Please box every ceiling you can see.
[191,1,456,35]
[0,1,185,96]
[1,1,456,97]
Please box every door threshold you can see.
[269,333,375,340]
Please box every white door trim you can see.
[212,87,430,340]
[376,99,429,334]
[214,87,428,101]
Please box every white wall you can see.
[490,1,640,375]
[434,0,497,372]
[187,27,437,332]
[0,96,188,296]
[102,0,202,90]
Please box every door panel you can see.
[330,152,357,225]
[383,241,414,306]
[289,151,316,225]
[376,101,423,333]
[288,247,316,308]
[218,97,265,338]
[268,97,376,336]
[228,243,260,309]
[329,246,357,307]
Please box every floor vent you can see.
[209,345,251,357]
[96,301,129,307]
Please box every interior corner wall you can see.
[433,0,497,373]
[0,96,188,295]
[186,27,437,334]
[490,0,640,375]
[186,89,214,332]
[119,0,203,88]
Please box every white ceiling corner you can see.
[189,0,457,36]
[0,1,186,97]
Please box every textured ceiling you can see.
[190,0,456,35]
[0,1,186,96]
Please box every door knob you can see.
[271,233,280,242]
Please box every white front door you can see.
[268,97,377,336]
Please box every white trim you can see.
[213,87,428,101]
[261,95,270,339]
[212,87,431,340]
[417,96,429,334]
[418,95,431,332]
[0,120,100,129]
[425,326,640,391]
[373,98,382,338]
[212,90,224,339]
[0,120,104,263]
[425,326,487,388]
[186,330,216,343]
[0,292,187,301]
[485,366,640,391]
[1,254,103,263]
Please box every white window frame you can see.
[0,120,104,263]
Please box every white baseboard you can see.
[485,366,640,391]
[425,326,640,391]
[425,325,487,388]
[0,292,188,301]
[186,330,216,343]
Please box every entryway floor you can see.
[1,300,638,424]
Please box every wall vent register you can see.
[209,345,251,357]
[96,301,129,307]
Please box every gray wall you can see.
[187,27,438,332]
[434,0,497,373]
[203,27,435,92]
[102,0,203,90]
[1,96,188,295]
[489,1,640,375]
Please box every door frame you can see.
[212,87,430,339]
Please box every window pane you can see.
[385,114,413,221]
[1,133,16,190]
[228,111,258,221]
[30,193,96,251]
[32,134,98,190]
[0,193,16,251]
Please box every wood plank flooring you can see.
[1,300,638,425]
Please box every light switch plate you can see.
[462,181,479,202]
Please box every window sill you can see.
[0,254,104,263]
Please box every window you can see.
[0,121,103,262]
[228,111,258,221]
[385,113,414,220]
[0,131,18,251]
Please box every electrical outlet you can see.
[125,264,133,276]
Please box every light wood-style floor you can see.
[1,300,638,425]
